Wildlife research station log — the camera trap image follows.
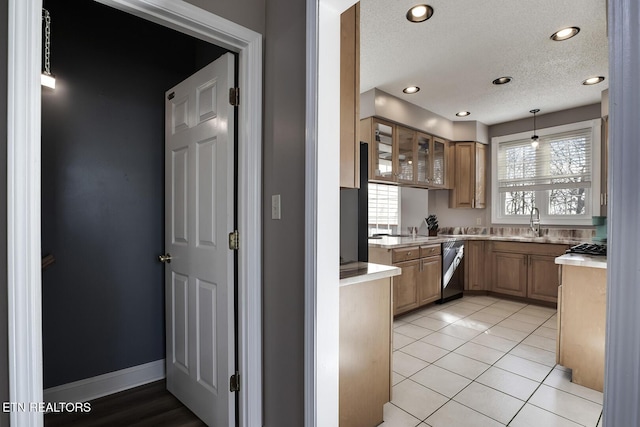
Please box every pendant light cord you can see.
[43,9,52,75]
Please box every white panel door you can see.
[164,53,235,427]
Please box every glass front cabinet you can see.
[370,119,395,182]
[361,117,450,188]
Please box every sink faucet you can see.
[530,206,541,237]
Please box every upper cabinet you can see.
[396,126,415,184]
[339,2,360,189]
[449,142,486,209]
[360,117,451,189]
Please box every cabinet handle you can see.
[407,252,412,256]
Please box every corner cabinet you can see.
[360,118,451,189]
[464,240,488,291]
[490,242,569,303]
[339,2,360,188]
[449,142,486,208]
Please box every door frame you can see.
[6,1,263,426]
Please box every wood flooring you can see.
[45,380,205,427]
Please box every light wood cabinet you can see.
[492,252,528,297]
[449,142,486,208]
[360,118,450,188]
[557,265,607,392]
[490,242,569,303]
[361,117,396,183]
[339,2,360,189]
[465,240,488,291]
[392,259,420,314]
[370,244,442,316]
[418,255,442,305]
[397,126,416,184]
[528,255,562,302]
[340,276,392,426]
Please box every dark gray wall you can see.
[41,0,226,388]
[0,0,9,423]
[185,0,265,35]
[262,0,306,424]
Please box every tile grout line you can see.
[391,296,601,426]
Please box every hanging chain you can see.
[43,8,52,75]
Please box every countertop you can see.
[368,234,585,249]
[555,253,607,269]
[339,261,401,287]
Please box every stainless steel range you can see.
[438,239,465,303]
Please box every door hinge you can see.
[229,87,240,106]
[228,230,239,251]
[230,371,240,392]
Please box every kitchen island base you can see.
[557,262,607,392]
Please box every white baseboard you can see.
[44,359,166,404]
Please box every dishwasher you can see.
[438,239,465,303]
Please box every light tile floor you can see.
[383,295,603,427]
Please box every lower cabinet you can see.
[369,244,442,316]
[491,242,569,303]
[492,252,527,297]
[418,256,441,305]
[465,240,488,291]
[393,259,420,314]
[528,255,563,302]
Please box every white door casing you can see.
[165,53,235,427]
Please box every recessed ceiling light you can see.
[582,76,605,85]
[456,111,470,117]
[492,76,513,85]
[406,4,434,23]
[551,27,580,41]
[403,86,420,94]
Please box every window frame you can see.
[491,119,601,226]
[368,183,402,235]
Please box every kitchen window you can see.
[492,119,601,225]
[368,183,400,235]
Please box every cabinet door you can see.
[418,256,442,305]
[451,142,475,208]
[416,133,431,187]
[396,126,416,184]
[432,137,446,188]
[492,252,527,297]
[371,120,395,182]
[393,259,420,316]
[339,2,360,189]
[527,255,561,303]
[465,241,486,291]
[475,143,487,208]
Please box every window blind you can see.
[368,183,399,228]
[497,128,592,193]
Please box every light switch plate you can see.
[272,194,281,220]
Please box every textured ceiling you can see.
[360,0,609,125]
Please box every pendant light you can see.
[41,8,56,89]
[530,109,540,148]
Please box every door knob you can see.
[158,253,172,264]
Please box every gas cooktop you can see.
[566,243,607,257]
